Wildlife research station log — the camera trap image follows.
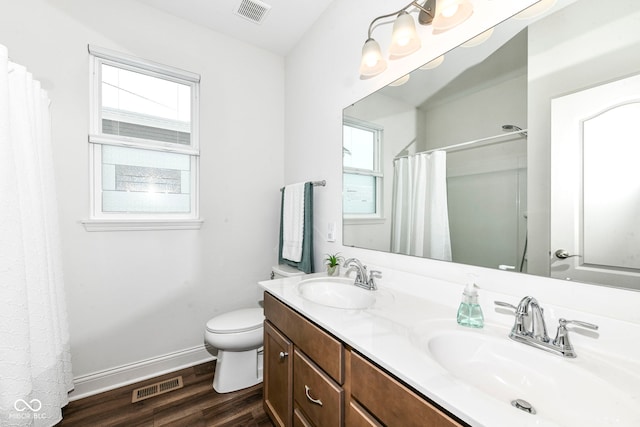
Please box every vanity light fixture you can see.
[359,0,473,78]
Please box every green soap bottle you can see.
[457,283,484,328]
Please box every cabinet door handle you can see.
[279,351,288,360]
[304,385,323,406]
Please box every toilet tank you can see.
[271,264,306,279]
[258,265,305,307]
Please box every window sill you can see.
[343,217,386,226]
[81,219,204,232]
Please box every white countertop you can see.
[259,271,640,427]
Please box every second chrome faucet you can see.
[495,296,598,358]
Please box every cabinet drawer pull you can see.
[279,351,289,360]
[304,385,323,406]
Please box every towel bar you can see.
[280,180,326,191]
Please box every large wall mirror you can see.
[343,0,640,290]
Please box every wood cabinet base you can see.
[263,292,465,427]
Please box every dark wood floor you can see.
[57,361,274,427]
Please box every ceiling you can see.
[136,0,335,56]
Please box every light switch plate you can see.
[327,222,336,242]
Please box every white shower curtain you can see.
[391,151,452,260]
[0,45,73,426]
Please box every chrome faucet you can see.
[516,296,549,342]
[343,258,379,290]
[495,296,598,358]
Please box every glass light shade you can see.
[389,12,421,58]
[514,0,557,20]
[389,74,411,86]
[461,27,494,47]
[419,55,445,70]
[359,38,387,77]
[432,0,473,33]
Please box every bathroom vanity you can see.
[260,272,640,426]
[263,292,462,427]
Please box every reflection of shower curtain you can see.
[391,151,452,260]
[0,45,73,425]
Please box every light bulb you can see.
[365,53,378,67]
[441,3,459,18]
[433,0,473,33]
[397,34,411,47]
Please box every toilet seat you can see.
[206,308,263,334]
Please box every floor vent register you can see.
[131,376,184,403]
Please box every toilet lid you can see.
[206,308,264,334]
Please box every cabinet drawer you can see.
[264,292,344,384]
[293,407,313,427]
[347,401,383,427]
[293,349,344,427]
[351,352,463,427]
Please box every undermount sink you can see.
[419,324,640,426]
[297,277,376,309]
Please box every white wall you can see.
[421,74,527,149]
[0,0,284,394]
[284,0,640,325]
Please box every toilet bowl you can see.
[205,265,305,393]
[205,308,264,393]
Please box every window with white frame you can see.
[343,118,383,219]
[87,46,201,229]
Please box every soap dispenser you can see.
[457,283,484,328]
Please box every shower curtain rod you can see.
[395,128,528,159]
[280,180,326,191]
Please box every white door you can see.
[550,74,640,289]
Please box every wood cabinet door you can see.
[264,321,294,427]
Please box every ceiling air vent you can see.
[234,0,271,24]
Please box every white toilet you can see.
[204,265,305,393]
[205,308,264,393]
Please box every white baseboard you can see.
[68,345,216,401]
